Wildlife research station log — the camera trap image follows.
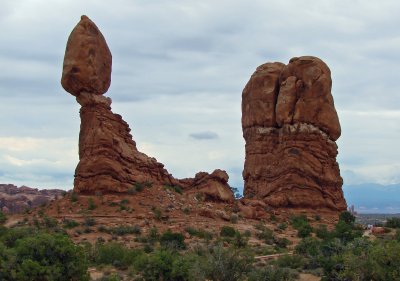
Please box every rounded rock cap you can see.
[61,15,112,96]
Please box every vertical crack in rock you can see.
[242,56,347,211]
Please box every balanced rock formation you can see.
[61,16,177,193]
[61,16,234,201]
[242,56,346,211]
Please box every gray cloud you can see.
[189,131,219,140]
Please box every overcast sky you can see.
[0,0,399,194]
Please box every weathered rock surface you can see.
[61,15,112,96]
[0,184,64,213]
[61,16,178,193]
[242,56,346,211]
[61,16,232,195]
[182,170,234,203]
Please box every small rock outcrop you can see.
[242,56,346,211]
[181,169,234,203]
[0,184,64,213]
[62,16,177,193]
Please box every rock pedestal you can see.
[61,16,234,201]
[61,16,176,193]
[242,56,346,211]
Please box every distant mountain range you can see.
[343,183,400,214]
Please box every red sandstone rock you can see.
[242,56,346,211]
[183,170,234,203]
[61,17,232,195]
[61,15,112,96]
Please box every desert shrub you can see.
[43,216,58,228]
[148,227,159,243]
[274,237,291,249]
[386,217,400,228]
[248,266,298,281]
[152,207,163,221]
[315,224,330,239]
[290,215,313,238]
[297,224,313,238]
[0,231,88,281]
[133,182,144,192]
[185,227,213,240]
[255,224,274,244]
[83,217,96,227]
[333,220,362,243]
[120,199,129,205]
[220,226,236,238]
[396,229,400,242]
[100,274,121,281]
[109,225,141,236]
[232,232,248,248]
[92,242,144,269]
[63,219,79,229]
[243,230,252,237]
[87,198,96,210]
[164,185,183,194]
[275,254,305,269]
[190,244,253,281]
[230,214,239,224]
[290,215,308,229]
[160,231,186,250]
[339,211,355,225]
[70,192,78,202]
[136,249,192,281]
[0,211,6,225]
[278,222,288,230]
[314,214,321,221]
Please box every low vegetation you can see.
[2,210,400,280]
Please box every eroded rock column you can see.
[242,56,347,211]
[61,16,175,193]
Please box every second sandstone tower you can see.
[242,56,347,211]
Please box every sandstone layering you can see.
[242,56,347,211]
[61,16,233,201]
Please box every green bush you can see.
[70,192,78,202]
[339,211,355,225]
[290,215,308,229]
[83,217,96,227]
[278,222,288,230]
[315,224,330,239]
[164,185,183,194]
[248,266,298,281]
[109,225,141,236]
[220,226,236,238]
[0,211,6,225]
[92,242,144,269]
[138,249,190,281]
[87,198,96,210]
[275,254,305,269]
[297,224,313,238]
[0,231,88,280]
[254,224,274,244]
[63,219,79,229]
[386,217,400,228]
[160,231,186,250]
[190,244,253,281]
[185,227,213,240]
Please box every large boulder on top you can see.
[61,15,112,96]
